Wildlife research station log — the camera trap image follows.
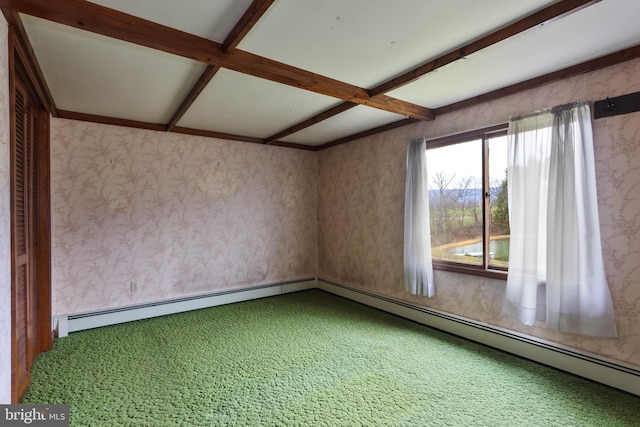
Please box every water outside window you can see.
[427,139,483,266]
[426,135,509,268]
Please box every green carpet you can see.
[24,290,640,426]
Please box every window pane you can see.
[427,140,483,265]
[488,135,509,268]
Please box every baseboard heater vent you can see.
[55,279,316,337]
[317,278,640,397]
[53,277,638,396]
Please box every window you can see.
[426,125,508,278]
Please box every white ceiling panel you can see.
[21,14,207,124]
[88,0,253,42]
[389,0,640,109]
[280,106,405,146]
[239,0,555,88]
[176,69,342,138]
[9,0,640,148]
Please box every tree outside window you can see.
[426,126,509,277]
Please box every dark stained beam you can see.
[435,44,640,116]
[369,0,599,97]
[170,126,263,144]
[1,8,57,115]
[53,44,640,151]
[222,0,275,52]
[1,0,434,121]
[316,118,420,151]
[57,109,267,144]
[258,0,598,140]
[166,0,275,131]
[165,64,220,132]
[316,43,640,151]
[267,140,316,151]
[264,102,358,143]
[57,110,167,131]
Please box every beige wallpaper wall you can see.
[0,15,12,404]
[318,58,640,367]
[50,119,318,315]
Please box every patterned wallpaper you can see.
[0,15,12,404]
[318,58,640,367]
[50,120,318,315]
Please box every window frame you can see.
[426,124,508,280]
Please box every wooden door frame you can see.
[8,25,52,404]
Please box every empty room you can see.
[1,0,640,425]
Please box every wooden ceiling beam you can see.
[57,109,267,144]
[165,64,220,132]
[222,0,275,52]
[53,43,640,151]
[317,43,640,150]
[166,0,276,132]
[170,126,264,144]
[369,0,600,97]
[57,110,166,132]
[265,102,357,143]
[267,0,598,142]
[435,43,640,116]
[316,118,420,150]
[1,0,434,121]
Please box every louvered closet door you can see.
[12,78,38,400]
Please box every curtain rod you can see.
[510,100,591,122]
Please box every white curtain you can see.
[504,102,617,337]
[404,138,435,297]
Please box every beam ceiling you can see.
[0,0,434,121]
[165,0,276,132]
[265,0,600,143]
[2,0,638,150]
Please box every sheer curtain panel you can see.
[504,102,616,337]
[404,138,435,297]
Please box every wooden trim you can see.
[432,260,507,281]
[57,110,166,131]
[369,0,598,96]
[316,118,420,150]
[8,25,20,405]
[35,108,52,353]
[425,124,507,149]
[170,126,264,144]
[265,102,357,143]
[222,0,275,52]
[436,44,640,115]
[1,0,433,120]
[267,140,317,151]
[56,110,268,145]
[1,8,57,115]
[165,65,220,132]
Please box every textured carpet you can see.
[24,290,640,426]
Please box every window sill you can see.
[432,261,507,281]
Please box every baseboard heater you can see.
[317,278,640,397]
[54,277,639,396]
[54,279,317,337]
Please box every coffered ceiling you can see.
[2,0,639,149]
